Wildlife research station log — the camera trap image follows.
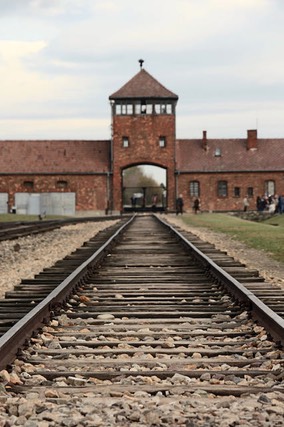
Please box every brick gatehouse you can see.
[0,64,283,215]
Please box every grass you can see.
[179,213,284,264]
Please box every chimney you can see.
[202,130,208,150]
[247,129,257,150]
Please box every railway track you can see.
[0,214,284,425]
[0,215,121,242]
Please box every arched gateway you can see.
[109,63,178,213]
[1,63,280,216]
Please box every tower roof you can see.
[109,68,178,100]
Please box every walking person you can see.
[176,194,184,215]
[193,198,200,214]
[243,196,249,212]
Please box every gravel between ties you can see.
[1,215,284,299]
[1,217,284,426]
[0,220,118,299]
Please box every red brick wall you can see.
[0,174,109,212]
[112,114,176,211]
[177,172,284,212]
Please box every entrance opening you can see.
[122,165,167,212]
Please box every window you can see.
[265,180,275,195]
[126,104,133,114]
[154,104,161,114]
[114,103,133,115]
[23,181,34,189]
[247,187,254,197]
[215,148,221,157]
[190,181,200,197]
[166,104,172,114]
[154,103,173,114]
[218,181,228,197]
[234,187,240,197]
[122,137,129,148]
[57,180,68,189]
[146,104,153,114]
[159,136,166,147]
[115,104,122,115]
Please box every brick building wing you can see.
[0,66,283,215]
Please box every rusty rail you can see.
[0,215,135,370]
[156,214,284,345]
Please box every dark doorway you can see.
[122,165,167,212]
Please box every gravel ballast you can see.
[0,221,118,299]
[1,216,284,426]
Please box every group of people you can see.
[256,194,284,214]
[179,193,284,215]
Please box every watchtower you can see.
[109,61,179,212]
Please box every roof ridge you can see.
[109,68,178,100]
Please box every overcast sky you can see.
[1,0,284,140]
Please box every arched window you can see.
[265,180,275,195]
[189,181,200,197]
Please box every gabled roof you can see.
[109,68,178,100]
[0,140,110,174]
[176,138,284,172]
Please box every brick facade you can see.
[0,68,283,215]
[0,174,109,213]
[111,114,176,212]
[177,171,284,213]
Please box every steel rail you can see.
[0,215,135,370]
[0,215,122,242]
[156,215,284,345]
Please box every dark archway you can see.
[122,164,167,212]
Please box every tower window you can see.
[166,104,172,114]
[126,104,133,114]
[115,104,122,115]
[146,104,153,114]
[159,136,166,147]
[122,137,129,148]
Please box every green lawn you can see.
[179,213,284,264]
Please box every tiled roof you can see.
[0,140,110,174]
[109,69,178,100]
[1,138,283,175]
[176,138,284,172]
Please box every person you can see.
[193,197,200,214]
[130,195,136,208]
[176,194,184,215]
[243,196,249,212]
[152,194,158,211]
[256,196,261,211]
[279,194,284,214]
